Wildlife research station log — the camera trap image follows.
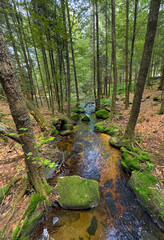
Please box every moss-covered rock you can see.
[63,123,73,130]
[71,113,80,121]
[95,109,109,119]
[81,115,90,122]
[109,136,123,148]
[129,171,164,229]
[94,122,119,136]
[60,130,72,136]
[72,107,85,114]
[121,152,140,171]
[55,175,100,209]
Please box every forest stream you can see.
[32,102,164,240]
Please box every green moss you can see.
[138,154,150,162]
[132,171,157,203]
[160,211,164,221]
[81,115,90,122]
[95,109,109,119]
[12,226,20,240]
[100,98,110,105]
[71,113,80,121]
[22,218,29,230]
[56,176,100,209]
[122,139,133,150]
[153,96,160,101]
[72,108,79,113]
[19,212,43,240]
[0,183,11,203]
[63,123,73,130]
[94,122,119,136]
[25,194,45,217]
[121,152,140,171]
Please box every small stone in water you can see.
[52,216,59,225]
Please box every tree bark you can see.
[61,0,71,117]
[92,2,96,101]
[128,0,138,103]
[0,27,49,196]
[111,0,118,113]
[124,0,161,140]
[96,0,101,109]
[66,0,79,104]
[125,0,129,109]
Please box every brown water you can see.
[33,102,164,240]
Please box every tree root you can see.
[1,179,28,239]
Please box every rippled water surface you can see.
[33,103,164,240]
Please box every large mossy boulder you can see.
[109,136,123,148]
[60,130,72,136]
[94,122,119,136]
[81,115,90,122]
[55,175,100,209]
[129,171,164,230]
[71,113,80,121]
[63,123,73,130]
[96,109,109,119]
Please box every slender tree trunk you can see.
[0,27,49,196]
[124,0,161,140]
[128,0,138,102]
[104,0,108,97]
[12,0,34,101]
[92,2,96,101]
[66,0,79,104]
[24,0,49,108]
[125,0,129,109]
[96,0,101,109]
[1,1,30,100]
[111,0,118,113]
[61,0,71,117]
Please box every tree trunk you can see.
[0,27,49,196]
[1,1,30,100]
[96,0,101,109]
[111,0,118,113]
[66,0,79,104]
[124,0,161,140]
[125,0,129,109]
[128,0,138,103]
[92,2,96,101]
[104,0,108,97]
[61,0,71,117]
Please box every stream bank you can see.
[32,101,164,240]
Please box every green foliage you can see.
[25,193,45,218]
[95,109,109,119]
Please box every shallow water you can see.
[33,103,164,240]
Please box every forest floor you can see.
[0,84,163,238]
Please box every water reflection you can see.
[33,103,164,240]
